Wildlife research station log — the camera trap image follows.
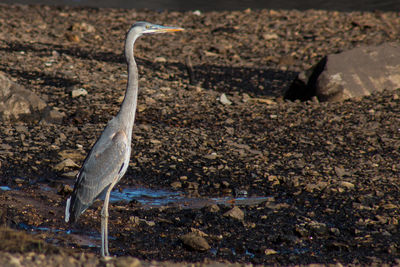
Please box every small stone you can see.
[308,221,328,235]
[295,225,309,237]
[42,108,66,124]
[14,178,26,184]
[65,32,80,42]
[71,88,88,98]
[338,181,355,190]
[62,171,78,179]
[71,22,95,33]
[265,202,290,210]
[129,216,140,227]
[219,93,232,105]
[223,206,244,221]
[383,203,397,209]
[154,57,167,63]
[144,220,155,226]
[170,181,182,189]
[263,33,279,40]
[6,254,22,267]
[191,228,208,237]
[206,204,220,213]
[221,181,230,187]
[58,150,84,162]
[180,232,210,251]
[204,153,217,160]
[334,166,349,177]
[192,10,201,16]
[58,184,73,195]
[186,182,199,190]
[114,256,141,267]
[225,127,234,135]
[265,248,278,255]
[54,158,79,171]
[330,227,340,236]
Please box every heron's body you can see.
[65,22,183,257]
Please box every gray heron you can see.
[65,21,184,257]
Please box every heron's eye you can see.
[145,25,150,29]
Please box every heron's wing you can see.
[69,129,129,220]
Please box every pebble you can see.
[338,181,355,190]
[263,33,279,40]
[334,166,350,177]
[307,221,329,235]
[64,32,80,42]
[71,22,95,33]
[53,158,78,171]
[71,88,88,98]
[180,232,210,251]
[42,108,66,124]
[114,257,141,267]
[7,254,22,267]
[62,171,78,179]
[58,184,73,195]
[223,206,244,221]
[219,93,232,105]
[154,57,167,63]
[170,181,182,189]
[265,248,278,255]
[205,204,220,213]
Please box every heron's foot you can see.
[100,248,111,259]
[101,255,113,261]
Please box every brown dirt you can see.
[0,3,400,266]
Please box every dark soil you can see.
[0,3,399,266]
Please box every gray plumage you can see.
[65,21,183,257]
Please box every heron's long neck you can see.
[118,30,139,134]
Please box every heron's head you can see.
[133,21,184,36]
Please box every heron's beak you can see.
[148,25,184,34]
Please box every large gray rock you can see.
[0,72,64,123]
[285,43,400,102]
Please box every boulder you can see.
[285,43,400,102]
[0,72,65,123]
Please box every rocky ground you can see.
[0,3,399,266]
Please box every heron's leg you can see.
[101,206,106,257]
[101,200,110,257]
[101,180,118,258]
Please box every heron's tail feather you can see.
[65,193,90,223]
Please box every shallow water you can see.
[110,187,271,209]
[15,185,271,249]
[110,187,181,206]
[0,186,11,191]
